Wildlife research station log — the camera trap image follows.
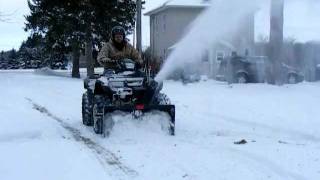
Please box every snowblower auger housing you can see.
[82,59,175,136]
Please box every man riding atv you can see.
[97,26,144,70]
[82,26,175,137]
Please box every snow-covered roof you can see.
[145,0,211,16]
[166,0,209,6]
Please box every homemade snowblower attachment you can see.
[82,59,175,137]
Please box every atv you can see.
[82,59,175,137]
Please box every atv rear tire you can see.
[82,91,93,126]
[288,74,297,84]
[236,73,248,84]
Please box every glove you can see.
[112,52,125,60]
[101,57,117,63]
[136,60,144,69]
[135,62,142,70]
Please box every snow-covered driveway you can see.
[0,71,319,180]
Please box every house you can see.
[145,0,255,78]
[145,0,209,60]
[303,42,320,81]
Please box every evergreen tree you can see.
[0,51,4,60]
[8,49,17,60]
[18,33,46,69]
[0,51,5,68]
[25,0,82,77]
[25,0,137,78]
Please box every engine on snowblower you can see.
[82,59,175,137]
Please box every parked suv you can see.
[216,55,267,83]
[216,55,303,84]
[316,64,320,81]
[281,63,304,84]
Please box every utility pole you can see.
[136,0,142,53]
[269,0,284,85]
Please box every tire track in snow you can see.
[25,98,138,178]
[180,138,306,180]
[226,147,307,180]
[213,113,320,142]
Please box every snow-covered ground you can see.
[0,70,320,180]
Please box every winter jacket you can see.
[97,39,143,69]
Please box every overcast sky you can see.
[0,0,319,51]
[0,0,29,51]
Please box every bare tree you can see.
[0,11,16,22]
[0,12,6,22]
[85,29,94,78]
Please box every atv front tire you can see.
[154,93,175,136]
[154,93,171,105]
[93,95,113,135]
[82,91,93,126]
[93,95,105,134]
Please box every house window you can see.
[163,14,166,31]
[156,16,159,29]
[216,51,225,62]
[202,50,209,62]
[155,16,159,37]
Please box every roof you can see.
[144,0,211,16]
[165,0,209,6]
[168,39,235,51]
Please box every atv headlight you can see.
[125,62,135,70]
[109,81,124,87]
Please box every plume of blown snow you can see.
[155,0,262,82]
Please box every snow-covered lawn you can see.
[0,71,319,180]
